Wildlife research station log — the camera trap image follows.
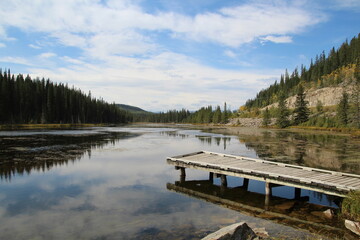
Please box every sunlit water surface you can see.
[1,125,359,239]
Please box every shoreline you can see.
[1,122,359,137]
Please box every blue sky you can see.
[0,0,359,111]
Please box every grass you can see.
[342,191,360,222]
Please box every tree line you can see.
[245,33,360,109]
[133,103,230,124]
[0,70,132,124]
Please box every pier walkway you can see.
[167,151,360,197]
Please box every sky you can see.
[0,0,359,112]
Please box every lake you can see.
[0,124,359,239]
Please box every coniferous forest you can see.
[0,70,133,124]
[133,104,230,124]
[245,33,360,109]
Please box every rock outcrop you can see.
[202,222,258,240]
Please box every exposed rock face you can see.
[345,219,360,236]
[202,222,257,240]
[262,86,353,110]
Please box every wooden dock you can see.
[167,151,360,197]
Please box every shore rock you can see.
[201,222,257,240]
[253,227,269,238]
[323,209,335,219]
[345,219,360,236]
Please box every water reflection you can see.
[1,125,360,239]
[205,128,360,174]
[159,130,189,139]
[196,136,231,150]
[167,178,355,239]
[0,131,140,181]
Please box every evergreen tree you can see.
[212,106,222,124]
[316,100,323,113]
[276,93,290,128]
[262,108,271,126]
[337,91,350,126]
[0,70,132,124]
[221,102,228,123]
[293,84,310,125]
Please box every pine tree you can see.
[212,106,222,124]
[276,93,290,128]
[221,102,228,123]
[293,84,310,125]
[337,91,350,126]
[262,108,271,126]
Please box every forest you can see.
[245,33,360,109]
[0,69,231,125]
[133,103,230,124]
[0,70,133,124]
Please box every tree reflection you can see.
[0,131,139,181]
[229,129,360,174]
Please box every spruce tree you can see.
[276,93,290,128]
[293,84,310,125]
[212,106,221,124]
[221,102,228,123]
[262,107,271,126]
[337,91,350,126]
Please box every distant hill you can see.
[116,104,149,113]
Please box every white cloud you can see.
[0,0,325,53]
[29,44,41,49]
[28,52,279,111]
[332,0,360,9]
[224,50,237,58]
[0,0,326,110]
[0,57,32,66]
[170,2,325,47]
[0,43,5,48]
[261,35,292,43]
[38,52,57,58]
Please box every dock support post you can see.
[175,166,186,183]
[265,182,272,210]
[265,182,272,196]
[221,175,227,187]
[295,188,301,199]
[242,178,249,190]
[209,172,214,182]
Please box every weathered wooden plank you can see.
[347,181,360,187]
[316,174,355,183]
[182,153,211,161]
[333,177,360,185]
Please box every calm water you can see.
[0,125,359,239]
